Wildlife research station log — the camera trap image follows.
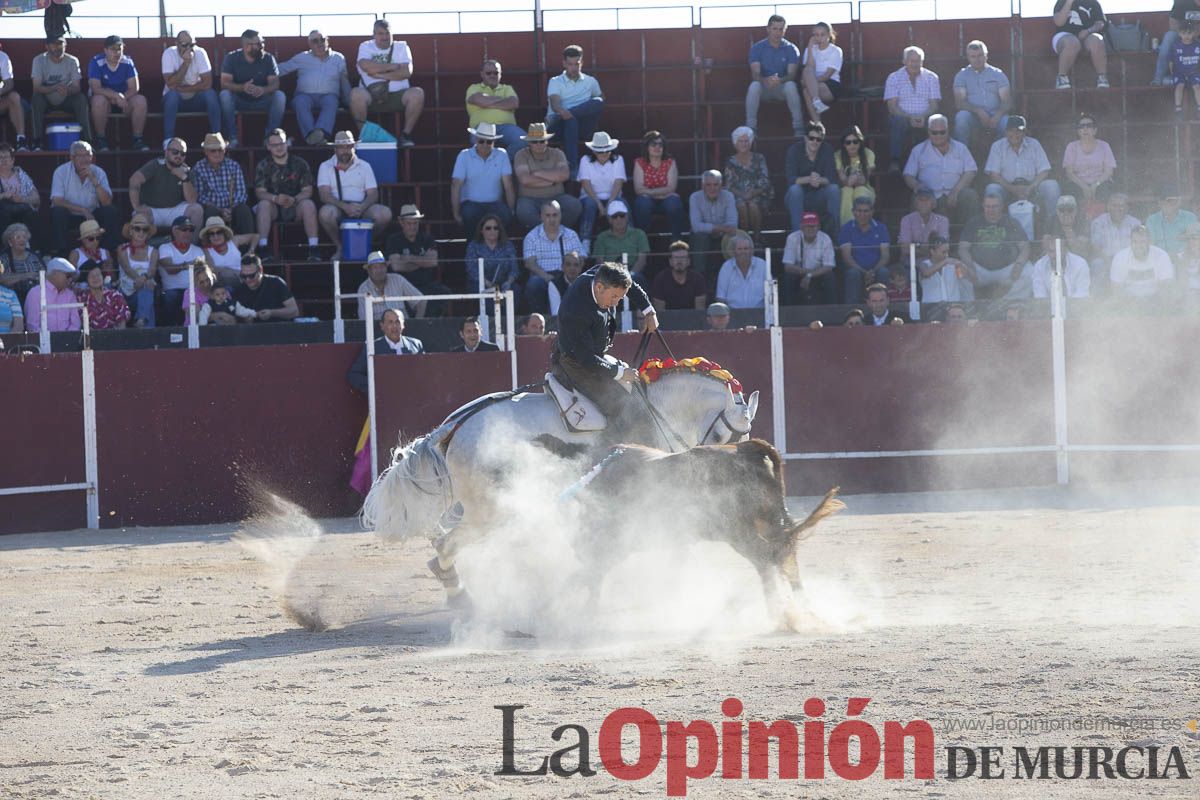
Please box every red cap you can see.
[801,212,820,226]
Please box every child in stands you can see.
[1172,23,1200,118]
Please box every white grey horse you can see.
[361,364,759,600]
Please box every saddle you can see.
[545,372,608,432]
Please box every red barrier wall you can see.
[5,320,1200,535]
[1,354,88,533]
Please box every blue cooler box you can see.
[357,142,397,184]
[340,220,373,262]
[47,124,82,151]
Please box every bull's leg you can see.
[757,564,805,632]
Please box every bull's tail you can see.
[360,431,455,542]
[787,486,845,549]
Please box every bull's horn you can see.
[787,487,845,547]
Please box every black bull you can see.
[567,439,845,630]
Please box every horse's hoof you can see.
[446,590,474,615]
[427,556,459,586]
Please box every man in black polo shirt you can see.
[650,240,708,312]
[219,29,284,148]
[234,253,298,322]
[383,204,450,315]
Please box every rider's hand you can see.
[617,368,638,384]
[641,312,659,333]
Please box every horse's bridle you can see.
[699,395,754,445]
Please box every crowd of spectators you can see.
[0,9,1196,339]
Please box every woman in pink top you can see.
[632,130,685,241]
[181,262,214,325]
[1062,112,1116,213]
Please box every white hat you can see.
[585,131,619,152]
[47,257,76,275]
[606,199,629,216]
[467,121,503,141]
[366,250,386,265]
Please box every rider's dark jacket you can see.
[554,267,653,379]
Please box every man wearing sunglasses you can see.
[233,253,298,323]
[279,30,350,146]
[161,30,220,142]
[219,29,284,148]
[128,137,203,231]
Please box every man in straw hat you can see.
[254,129,320,262]
[356,249,425,321]
[514,122,582,229]
[128,137,203,231]
[451,121,515,236]
[192,133,255,250]
[465,59,526,158]
[384,204,450,315]
[316,130,391,260]
[545,44,604,178]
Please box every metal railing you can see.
[5,0,1140,39]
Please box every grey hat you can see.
[46,257,77,275]
[706,302,731,317]
[915,185,935,198]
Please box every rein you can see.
[631,330,689,453]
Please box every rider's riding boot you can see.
[598,403,657,449]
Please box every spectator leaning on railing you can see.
[234,253,298,323]
[23,257,79,333]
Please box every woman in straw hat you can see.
[199,216,241,286]
[577,131,625,245]
[69,219,114,284]
[117,213,159,327]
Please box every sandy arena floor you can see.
[2,482,1199,799]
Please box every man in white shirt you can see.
[0,46,28,149]
[1031,235,1090,298]
[161,30,220,141]
[782,211,835,304]
[348,19,424,149]
[716,234,768,309]
[316,130,392,259]
[1110,225,1175,298]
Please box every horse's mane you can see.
[638,356,743,396]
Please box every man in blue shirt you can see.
[278,30,350,146]
[838,196,892,303]
[87,35,148,151]
[746,15,803,139]
[545,44,604,179]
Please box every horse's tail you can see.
[360,430,455,542]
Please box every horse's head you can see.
[700,386,759,445]
[639,357,759,447]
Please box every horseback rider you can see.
[551,260,659,446]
